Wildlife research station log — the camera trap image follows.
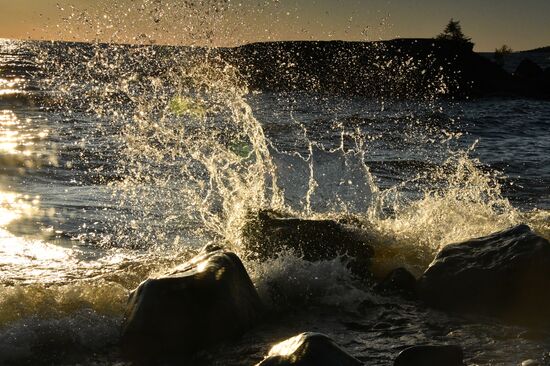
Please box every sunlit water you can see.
[0,38,549,365]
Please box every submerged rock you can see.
[375,267,417,298]
[417,224,550,326]
[120,245,263,363]
[242,210,374,278]
[394,345,464,366]
[256,332,363,366]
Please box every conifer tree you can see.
[437,19,474,48]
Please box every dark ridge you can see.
[518,46,550,53]
[3,38,549,100]
[221,39,550,100]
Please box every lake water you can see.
[0,39,549,365]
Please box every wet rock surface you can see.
[375,267,417,298]
[256,332,363,366]
[418,224,550,326]
[242,210,374,278]
[120,245,263,363]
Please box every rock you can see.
[121,245,263,363]
[242,210,374,278]
[256,332,363,366]
[394,345,464,366]
[515,59,544,79]
[417,224,550,326]
[375,267,417,298]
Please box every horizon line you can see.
[1,36,548,53]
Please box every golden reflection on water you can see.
[0,104,41,228]
[0,189,68,283]
[0,78,69,282]
[0,228,71,278]
[0,78,25,97]
[0,193,75,285]
[0,110,20,154]
[0,168,131,284]
[0,188,131,284]
[0,76,120,286]
[1,38,28,97]
[0,109,36,157]
[0,191,39,226]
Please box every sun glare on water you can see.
[0,75,69,282]
[0,191,38,226]
[0,190,66,282]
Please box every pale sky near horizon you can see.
[0,0,549,51]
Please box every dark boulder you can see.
[417,224,550,326]
[394,345,464,366]
[256,332,363,366]
[121,245,263,363]
[515,59,544,79]
[375,267,417,298]
[242,210,374,278]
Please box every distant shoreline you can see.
[1,36,549,53]
[2,37,549,100]
[223,39,550,100]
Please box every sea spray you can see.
[247,252,370,310]
[32,37,545,294]
[112,57,285,249]
[367,145,522,276]
[40,40,540,281]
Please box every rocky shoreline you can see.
[221,39,550,100]
[121,213,550,365]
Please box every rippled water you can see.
[0,39,549,365]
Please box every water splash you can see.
[111,57,285,249]
[34,38,539,276]
[367,145,522,276]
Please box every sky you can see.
[0,0,549,51]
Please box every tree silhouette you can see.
[494,45,513,67]
[437,19,474,49]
